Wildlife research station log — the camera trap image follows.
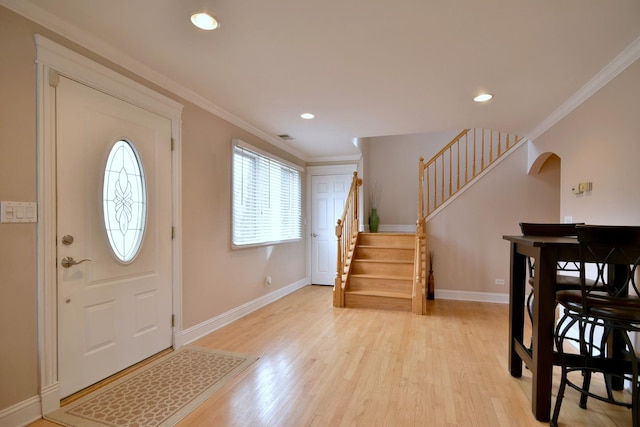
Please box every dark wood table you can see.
[503,235,580,422]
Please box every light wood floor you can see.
[31,285,632,426]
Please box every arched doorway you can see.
[528,151,562,221]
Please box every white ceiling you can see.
[5,0,640,161]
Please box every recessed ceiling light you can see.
[473,93,493,102]
[190,12,220,30]
[300,113,315,120]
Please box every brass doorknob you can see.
[61,256,92,268]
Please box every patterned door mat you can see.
[45,346,258,426]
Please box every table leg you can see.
[509,243,525,378]
[530,247,557,422]
[609,264,628,390]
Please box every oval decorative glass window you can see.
[103,140,147,263]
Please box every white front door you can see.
[56,76,173,397]
[311,174,352,285]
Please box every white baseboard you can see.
[435,289,509,304]
[0,279,310,427]
[40,383,60,415]
[0,395,41,427]
[0,277,503,427]
[175,277,310,347]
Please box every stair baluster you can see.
[333,172,362,308]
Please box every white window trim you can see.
[231,139,303,248]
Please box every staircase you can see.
[344,233,415,312]
[333,128,523,314]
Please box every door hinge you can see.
[49,70,60,87]
[171,226,175,239]
[171,137,174,151]
[171,314,175,327]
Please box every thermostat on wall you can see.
[571,182,593,195]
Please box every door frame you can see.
[306,164,360,284]
[35,35,183,413]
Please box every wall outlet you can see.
[265,276,272,286]
[495,279,505,285]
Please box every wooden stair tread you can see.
[353,259,413,264]
[357,245,413,249]
[339,230,423,314]
[345,289,412,299]
[350,273,412,280]
[359,232,414,236]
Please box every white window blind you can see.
[232,140,303,247]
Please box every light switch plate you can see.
[0,201,38,223]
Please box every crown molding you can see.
[7,0,636,163]
[527,35,640,141]
[1,0,311,162]
[307,153,363,163]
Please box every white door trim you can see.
[35,35,183,414]
[306,164,359,283]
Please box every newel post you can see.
[352,172,360,223]
[418,157,425,220]
[333,219,344,307]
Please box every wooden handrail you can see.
[415,129,523,306]
[419,129,522,218]
[333,172,362,308]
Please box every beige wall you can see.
[533,58,640,226]
[0,7,40,409]
[426,146,560,293]
[369,131,460,225]
[0,5,307,412]
[2,2,639,419]
[368,135,561,294]
[364,60,640,295]
[180,104,307,327]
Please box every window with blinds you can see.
[232,140,303,247]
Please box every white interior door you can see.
[311,174,352,285]
[56,76,173,397]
